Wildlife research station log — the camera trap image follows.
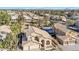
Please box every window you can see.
[25,24,29,29]
[64,41,68,45]
[75,40,77,44]
[35,36,39,42]
[41,40,45,47]
[46,41,50,45]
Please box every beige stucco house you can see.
[22,40,41,51]
[54,23,77,36]
[21,25,59,51]
[56,35,77,45]
[54,23,71,36]
[54,23,79,45]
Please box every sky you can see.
[0,0,79,7]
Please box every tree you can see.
[0,11,10,25]
[2,33,13,50]
[1,33,19,50]
[66,19,75,26]
[10,22,21,50]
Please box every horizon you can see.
[0,7,79,10]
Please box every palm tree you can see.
[17,11,24,32]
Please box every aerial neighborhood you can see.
[0,9,79,51]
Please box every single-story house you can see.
[75,19,79,27]
[54,23,71,36]
[10,14,19,22]
[23,15,32,23]
[56,35,77,45]
[60,16,67,22]
[54,23,77,37]
[68,19,79,32]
